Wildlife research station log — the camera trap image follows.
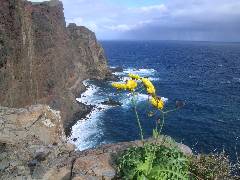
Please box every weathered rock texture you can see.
[0,105,75,179]
[0,105,192,180]
[0,0,110,129]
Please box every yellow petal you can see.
[112,83,127,90]
[126,79,137,91]
[128,73,141,80]
[150,97,164,110]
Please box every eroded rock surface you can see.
[0,0,111,129]
[0,105,75,179]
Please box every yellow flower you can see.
[146,87,155,95]
[112,79,137,91]
[150,97,164,110]
[112,83,127,90]
[141,78,156,95]
[128,73,141,80]
[126,79,138,91]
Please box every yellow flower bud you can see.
[141,78,156,96]
[150,97,164,110]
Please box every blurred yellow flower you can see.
[126,79,138,91]
[128,73,141,80]
[112,83,127,90]
[112,79,137,91]
[141,78,156,95]
[150,97,164,110]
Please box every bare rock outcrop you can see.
[0,0,111,130]
[0,105,75,179]
[0,105,192,180]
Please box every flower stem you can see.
[159,112,165,134]
[131,92,144,142]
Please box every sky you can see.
[31,0,240,41]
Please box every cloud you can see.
[135,4,168,13]
[35,0,240,41]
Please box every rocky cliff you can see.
[0,0,110,130]
[0,105,192,179]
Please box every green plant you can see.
[112,73,188,179]
[116,143,190,180]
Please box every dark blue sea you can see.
[70,41,240,159]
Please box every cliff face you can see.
[0,0,110,128]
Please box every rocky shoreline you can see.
[0,105,192,179]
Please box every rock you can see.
[0,105,193,179]
[72,176,102,180]
[28,159,38,168]
[176,143,193,155]
[34,151,49,162]
[110,66,123,73]
[0,0,110,132]
[0,105,73,179]
[66,143,76,152]
[101,99,122,106]
[0,105,66,146]
[72,153,116,179]
[43,166,72,180]
[0,159,9,171]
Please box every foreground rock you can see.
[0,105,75,179]
[72,138,192,180]
[0,105,192,180]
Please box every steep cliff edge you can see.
[0,0,110,130]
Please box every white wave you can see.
[120,92,168,108]
[233,77,240,83]
[161,97,168,103]
[113,68,157,77]
[124,68,156,76]
[70,80,112,151]
[148,77,160,81]
[69,107,105,151]
[112,71,123,76]
[76,81,99,105]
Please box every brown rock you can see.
[43,166,72,180]
[73,153,115,178]
[0,105,73,179]
[0,0,110,130]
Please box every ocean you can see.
[69,41,240,159]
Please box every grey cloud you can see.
[61,0,240,41]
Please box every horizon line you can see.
[98,39,240,43]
